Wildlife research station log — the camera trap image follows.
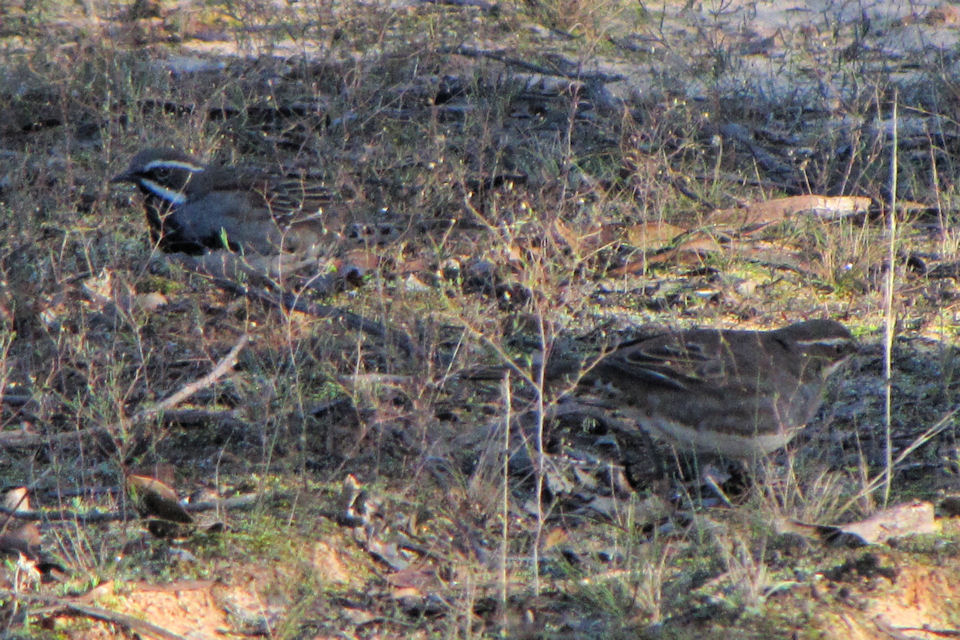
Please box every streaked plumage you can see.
[565,319,857,458]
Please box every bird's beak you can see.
[110,171,134,184]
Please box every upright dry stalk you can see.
[500,372,511,631]
[882,91,898,507]
[531,316,548,597]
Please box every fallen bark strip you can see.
[0,334,249,449]
[706,194,873,229]
[0,591,188,640]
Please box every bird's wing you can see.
[258,176,337,223]
[198,164,337,224]
[596,330,777,393]
[595,334,718,391]
[221,164,337,225]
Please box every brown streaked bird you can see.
[112,148,396,257]
[126,474,193,524]
[563,319,857,459]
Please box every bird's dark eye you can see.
[154,167,171,179]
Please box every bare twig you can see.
[144,334,249,418]
[837,409,958,515]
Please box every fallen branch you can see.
[0,490,267,523]
[438,45,625,83]
[1,394,34,406]
[0,334,249,449]
[421,0,498,11]
[154,408,249,430]
[211,277,419,357]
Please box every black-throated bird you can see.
[112,147,386,257]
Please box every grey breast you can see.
[173,191,327,256]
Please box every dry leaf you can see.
[3,487,29,511]
[609,233,723,274]
[623,221,687,249]
[781,501,937,546]
[342,248,381,271]
[385,564,441,590]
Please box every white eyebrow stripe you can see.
[143,159,204,173]
[795,337,850,347]
[140,178,187,205]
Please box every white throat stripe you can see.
[141,178,187,205]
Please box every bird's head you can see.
[112,148,205,206]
